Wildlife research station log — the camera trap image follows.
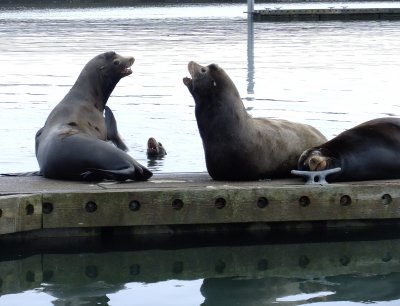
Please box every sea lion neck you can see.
[69,67,120,111]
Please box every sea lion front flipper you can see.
[104,106,128,152]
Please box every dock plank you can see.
[0,194,42,235]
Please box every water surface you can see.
[1,236,400,305]
[1,2,400,173]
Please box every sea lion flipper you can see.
[1,171,42,177]
[81,165,153,182]
[104,106,129,152]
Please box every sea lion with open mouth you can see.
[35,51,152,181]
[183,61,327,181]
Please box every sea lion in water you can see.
[146,137,167,157]
[298,117,400,182]
[35,51,152,181]
[183,61,327,181]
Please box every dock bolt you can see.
[215,197,226,209]
[299,196,310,207]
[257,197,269,208]
[381,194,392,205]
[42,202,53,214]
[85,201,97,213]
[129,200,141,211]
[25,203,34,215]
[172,199,184,210]
[340,195,352,206]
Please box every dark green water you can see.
[1,234,400,305]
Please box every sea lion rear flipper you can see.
[81,165,153,182]
[104,106,129,152]
[1,171,42,177]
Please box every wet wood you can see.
[1,173,400,236]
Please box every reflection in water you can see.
[201,273,400,305]
[147,155,166,170]
[0,238,400,305]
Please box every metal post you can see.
[247,0,255,95]
[247,0,254,14]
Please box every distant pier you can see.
[252,7,400,21]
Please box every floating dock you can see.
[252,7,400,21]
[1,173,400,239]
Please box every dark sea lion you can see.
[183,61,327,181]
[35,51,152,181]
[104,105,128,151]
[298,117,400,182]
[146,137,167,157]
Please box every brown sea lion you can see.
[35,51,152,181]
[183,61,327,181]
[146,137,167,157]
[298,117,400,182]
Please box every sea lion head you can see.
[147,137,166,157]
[298,148,336,171]
[94,51,134,81]
[75,51,135,110]
[183,61,240,104]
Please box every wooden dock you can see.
[1,172,400,239]
[252,7,400,21]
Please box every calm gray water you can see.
[1,2,400,174]
[2,1,400,305]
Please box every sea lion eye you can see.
[201,67,207,73]
[113,60,120,66]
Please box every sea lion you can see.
[146,137,167,157]
[298,117,400,182]
[35,51,152,181]
[183,61,327,181]
[104,105,128,151]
